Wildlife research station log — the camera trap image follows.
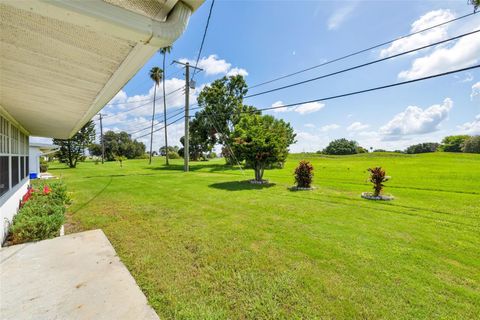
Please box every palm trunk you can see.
[162,53,169,165]
[149,85,157,165]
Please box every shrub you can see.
[462,135,480,153]
[440,135,470,152]
[405,142,439,154]
[167,151,181,159]
[368,167,389,197]
[294,160,314,188]
[10,212,64,244]
[323,139,358,155]
[40,158,48,173]
[9,180,68,244]
[207,152,217,159]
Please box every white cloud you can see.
[458,114,480,134]
[327,4,356,30]
[380,98,453,136]
[270,100,290,113]
[179,54,231,76]
[294,102,325,115]
[347,122,369,131]
[320,124,340,132]
[226,67,248,77]
[398,29,480,80]
[380,9,455,58]
[304,123,316,128]
[471,82,480,100]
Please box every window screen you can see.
[20,156,25,179]
[25,156,29,178]
[0,156,8,197]
[11,156,19,187]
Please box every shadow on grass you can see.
[83,173,155,179]
[72,177,113,213]
[209,180,275,191]
[146,163,241,173]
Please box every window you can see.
[20,156,25,179]
[11,156,19,187]
[0,156,8,197]
[0,114,29,199]
[26,156,29,178]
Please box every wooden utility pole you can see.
[99,113,105,164]
[171,60,203,172]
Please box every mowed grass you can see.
[51,152,480,319]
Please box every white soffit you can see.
[0,0,201,138]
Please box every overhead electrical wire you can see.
[130,108,186,136]
[245,64,480,113]
[191,0,215,80]
[245,29,480,98]
[100,86,185,119]
[134,114,186,139]
[249,10,478,89]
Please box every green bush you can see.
[462,136,480,153]
[40,158,49,173]
[167,151,181,159]
[9,180,68,244]
[323,139,358,155]
[10,212,64,244]
[405,142,439,154]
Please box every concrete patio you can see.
[0,230,159,320]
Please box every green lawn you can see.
[50,152,480,319]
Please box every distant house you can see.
[29,143,59,179]
[0,0,203,244]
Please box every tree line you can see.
[317,135,480,155]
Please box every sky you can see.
[32,0,480,153]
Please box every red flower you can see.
[43,185,51,195]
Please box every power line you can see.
[245,29,480,99]
[191,0,215,80]
[249,11,478,89]
[100,86,184,119]
[250,64,480,113]
[130,108,185,136]
[134,114,185,139]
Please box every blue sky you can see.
[36,0,480,152]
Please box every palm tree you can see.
[149,66,163,165]
[160,46,172,165]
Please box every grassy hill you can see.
[50,152,480,319]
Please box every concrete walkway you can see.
[0,230,159,320]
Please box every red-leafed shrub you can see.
[368,167,389,196]
[294,160,314,188]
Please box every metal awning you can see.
[0,0,203,138]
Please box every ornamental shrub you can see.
[10,212,64,244]
[294,160,314,188]
[9,180,68,244]
[368,167,389,196]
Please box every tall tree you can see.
[231,114,296,182]
[160,46,172,165]
[195,75,251,163]
[53,120,95,168]
[89,131,145,161]
[149,66,163,164]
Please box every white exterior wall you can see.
[0,179,29,244]
[29,147,42,176]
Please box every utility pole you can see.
[171,60,203,172]
[99,113,105,164]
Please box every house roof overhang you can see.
[0,0,203,138]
